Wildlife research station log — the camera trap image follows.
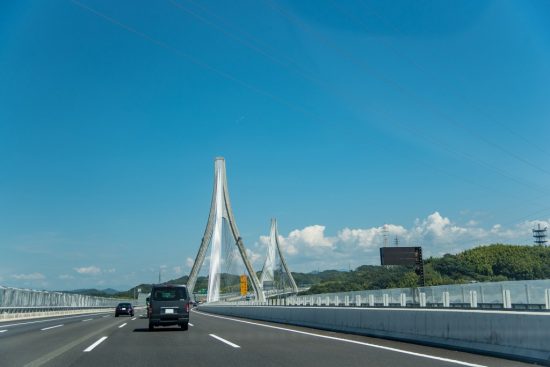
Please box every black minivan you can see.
[148,284,190,331]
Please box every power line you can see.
[353,0,550,158]
[167,0,547,197]
[168,0,322,86]
[265,0,550,177]
[70,0,317,121]
[71,0,548,210]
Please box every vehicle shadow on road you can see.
[133,328,181,332]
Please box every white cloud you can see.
[105,268,116,273]
[58,274,75,280]
[74,266,101,275]
[12,273,46,280]
[246,248,262,265]
[186,257,195,268]
[338,224,407,249]
[287,225,334,248]
[173,266,183,275]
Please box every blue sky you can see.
[1,0,550,290]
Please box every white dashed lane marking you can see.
[41,324,63,331]
[118,323,127,328]
[209,334,240,348]
[83,336,108,352]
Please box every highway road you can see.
[0,309,535,367]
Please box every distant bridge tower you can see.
[533,224,548,246]
[259,218,298,293]
[187,157,265,302]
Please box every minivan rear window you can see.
[152,287,187,301]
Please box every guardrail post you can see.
[545,289,550,310]
[368,294,375,307]
[383,294,389,307]
[334,296,339,306]
[469,290,478,308]
[400,293,406,307]
[325,296,330,306]
[502,290,511,309]
[419,292,426,307]
[344,296,349,306]
[355,295,362,307]
[443,292,450,307]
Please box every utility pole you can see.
[382,225,389,247]
[533,224,548,246]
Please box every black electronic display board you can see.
[380,246,422,266]
[380,246,425,286]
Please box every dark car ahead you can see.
[148,284,190,331]
[115,302,134,317]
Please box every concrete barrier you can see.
[199,305,550,366]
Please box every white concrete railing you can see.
[212,279,550,311]
[215,287,550,311]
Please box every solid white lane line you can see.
[195,311,486,367]
[188,323,194,327]
[0,313,109,328]
[209,334,240,348]
[131,317,137,321]
[102,315,110,318]
[82,319,93,322]
[83,336,108,352]
[118,323,127,328]
[41,324,63,331]
[0,330,7,333]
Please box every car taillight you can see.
[185,303,190,312]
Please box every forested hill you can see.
[425,243,550,284]
[301,244,550,294]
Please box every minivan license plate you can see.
[164,309,174,314]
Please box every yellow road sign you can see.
[240,275,247,296]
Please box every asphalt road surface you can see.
[0,309,535,367]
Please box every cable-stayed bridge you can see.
[1,158,548,366]
[187,157,299,303]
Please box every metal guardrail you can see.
[0,285,134,309]
[0,306,115,321]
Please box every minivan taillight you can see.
[185,303,190,313]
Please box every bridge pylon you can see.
[260,218,298,294]
[187,157,265,302]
